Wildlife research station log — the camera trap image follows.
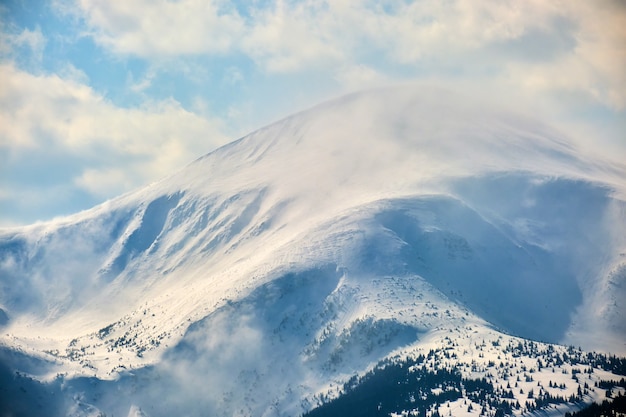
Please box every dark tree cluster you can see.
[304,355,466,417]
[303,354,520,417]
[565,391,626,417]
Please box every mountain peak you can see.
[1,86,625,416]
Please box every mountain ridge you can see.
[0,86,625,416]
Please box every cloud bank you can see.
[69,0,626,108]
[1,0,624,226]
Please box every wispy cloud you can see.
[0,23,46,70]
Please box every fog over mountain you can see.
[1,86,625,416]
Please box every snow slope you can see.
[0,86,625,416]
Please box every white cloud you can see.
[65,0,626,109]
[334,64,387,91]
[241,1,343,73]
[0,63,229,223]
[551,1,626,109]
[71,0,244,57]
[73,167,135,198]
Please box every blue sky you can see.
[1,0,625,227]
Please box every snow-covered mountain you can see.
[1,86,625,416]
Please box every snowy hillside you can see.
[0,86,625,416]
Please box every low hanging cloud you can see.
[0,63,228,225]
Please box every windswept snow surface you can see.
[0,86,625,416]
